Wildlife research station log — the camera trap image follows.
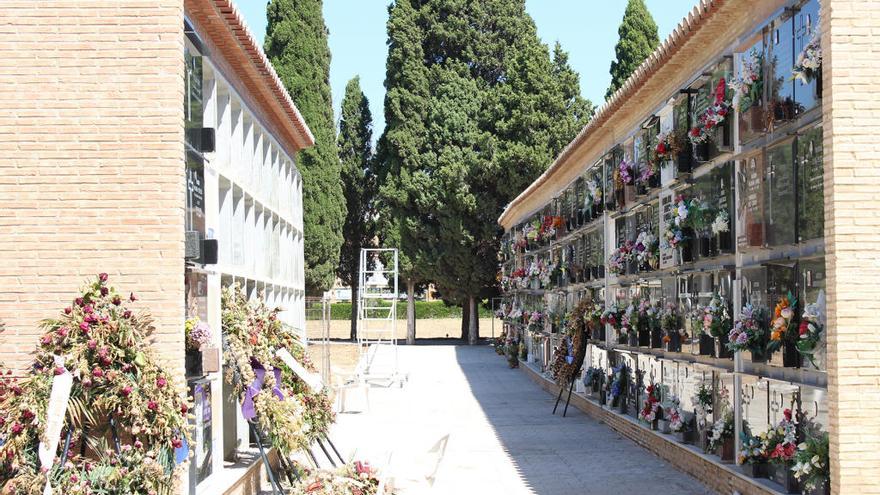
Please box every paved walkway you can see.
[332,345,714,495]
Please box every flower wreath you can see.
[551,298,592,387]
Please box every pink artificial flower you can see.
[98,273,108,283]
[75,297,84,307]
[92,367,104,378]
[147,400,158,411]
[83,305,93,314]
[100,287,109,296]
[64,307,72,315]
[53,366,65,376]
[156,376,167,389]
[57,327,69,337]
[121,385,132,397]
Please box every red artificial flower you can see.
[783,408,792,422]
[10,423,22,434]
[799,321,809,336]
[129,292,137,302]
[123,310,132,319]
[147,400,158,411]
[656,142,666,155]
[98,273,108,283]
[75,297,84,307]
[180,403,188,415]
[112,296,121,306]
[40,335,52,346]
[64,307,72,315]
[100,287,109,296]
[121,386,132,397]
[53,366,65,376]
[134,440,143,449]
[171,437,183,449]
[92,367,104,378]
[83,305,93,314]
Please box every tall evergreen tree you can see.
[380,0,593,343]
[265,0,345,294]
[605,0,660,100]
[337,77,375,340]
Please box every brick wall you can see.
[822,1,880,493]
[0,1,186,373]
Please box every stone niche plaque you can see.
[765,140,796,247]
[798,126,824,242]
[659,191,675,269]
[737,154,765,248]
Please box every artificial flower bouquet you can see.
[708,412,735,460]
[639,384,663,426]
[652,131,681,166]
[689,77,732,145]
[731,48,764,113]
[791,432,829,493]
[633,231,659,271]
[609,363,629,408]
[727,304,769,359]
[767,293,800,366]
[608,242,632,276]
[793,34,822,84]
[702,293,732,339]
[797,301,825,368]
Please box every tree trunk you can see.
[461,302,469,341]
[349,279,358,341]
[406,278,416,345]
[468,296,478,345]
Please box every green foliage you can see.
[378,0,593,335]
[336,77,376,287]
[606,0,660,100]
[310,300,495,321]
[265,0,345,294]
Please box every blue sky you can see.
[240,0,698,140]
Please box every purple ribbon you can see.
[241,358,285,420]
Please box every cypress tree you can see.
[380,0,592,343]
[337,77,375,341]
[265,0,345,294]
[605,0,660,100]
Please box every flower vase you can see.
[697,236,711,258]
[699,429,711,453]
[676,146,693,174]
[185,351,203,377]
[719,437,735,463]
[657,419,672,434]
[626,259,638,276]
[699,334,714,356]
[591,381,600,394]
[618,333,628,345]
[596,326,606,341]
[648,173,660,189]
[636,183,647,197]
[650,327,663,348]
[746,346,768,364]
[715,335,733,359]
[771,341,803,368]
[768,463,800,494]
[597,265,605,279]
[717,230,732,253]
[638,328,650,347]
[615,188,626,211]
[600,389,608,406]
[740,462,768,479]
[665,332,682,352]
[692,141,711,163]
[650,418,659,431]
[674,428,695,444]
[628,332,639,348]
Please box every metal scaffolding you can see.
[356,248,402,386]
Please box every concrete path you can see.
[331,345,715,495]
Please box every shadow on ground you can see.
[450,345,715,495]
